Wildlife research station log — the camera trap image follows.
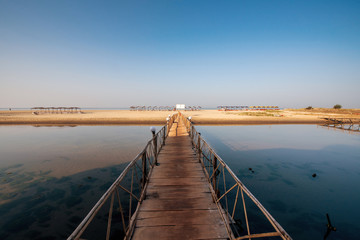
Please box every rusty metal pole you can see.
[150,127,158,165]
[166,117,170,137]
[162,127,165,145]
[213,156,218,194]
[187,116,192,134]
[142,152,147,188]
[187,117,192,139]
[189,125,192,140]
[167,120,170,136]
[191,126,195,145]
[197,133,201,162]
[153,134,157,164]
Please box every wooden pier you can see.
[131,117,229,239]
[68,113,291,240]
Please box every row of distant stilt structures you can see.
[31,107,82,115]
[129,106,202,111]
[218,106,280,111]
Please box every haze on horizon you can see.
[1,0,359,109]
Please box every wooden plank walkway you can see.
[131,117,229,240]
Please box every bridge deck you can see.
[131,117,229,240]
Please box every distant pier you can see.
[322,118,360,132]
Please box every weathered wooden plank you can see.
[158,158,199,164]
[153,165,203,172]
[158,152,195,155]
[146,190,212,200]
[132,224,228,240]
[155,162,203,168]
[150,171,205,178]
[149,177,207,185]
[140,197,217,211]
[146,184,211,194]
[158,155,197,159]
[146,184,212,200]
[136,209,224,227]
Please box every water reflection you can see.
[1,124,359,239]
[0,164,127,240]
[320,124,360,135]
[196,125,360,240]
[0,125,153,240]
[0,125,153,176]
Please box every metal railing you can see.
[68,114,177,240]
[182,114,292,240]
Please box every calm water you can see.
[196,125,360,240]
[0,125,359,239]
[0,125,155,240]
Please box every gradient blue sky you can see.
[1,0,359,108]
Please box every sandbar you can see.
[1,109,359,125]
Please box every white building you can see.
[175,104,185,110]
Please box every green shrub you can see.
[333,104,342,109]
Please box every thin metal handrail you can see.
[181,114,292,240]
[67,114,178,240]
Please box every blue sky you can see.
[1,0,360,108]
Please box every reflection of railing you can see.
[182,114,292,240]
[68,114,177,240]
[322,118,360,133]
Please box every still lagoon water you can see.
[0,125,153,240]
[196,125,360,240]
[0,124,359,239]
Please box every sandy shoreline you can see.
[1,109,360,125]
[0,110,176,125]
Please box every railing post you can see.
[192,126,195,139]
[197,133,201,162]
[162,128,165,145]
[153,134,158,164]
[191,126,195,145]
[141,152,147,188]
[167,121,170,136]
[166,116,170,137]
[213,156,218,194]
[189,124,192,139]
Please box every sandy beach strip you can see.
[1,109,359,125]
[0,110,176,125]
